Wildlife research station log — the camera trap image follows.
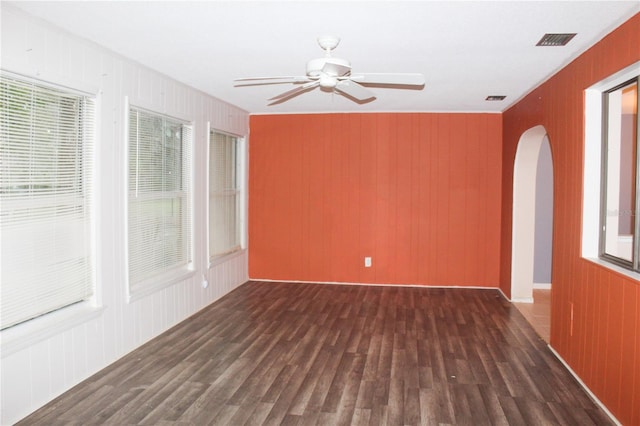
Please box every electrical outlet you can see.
[364,257,372,267]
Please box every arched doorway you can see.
[511,125,554,302]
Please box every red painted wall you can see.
[249,113,502,287]
[500,13,640,425]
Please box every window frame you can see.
[597,75,640,272]
[125,101,195,301]
[0,71,97,330]
[207,126,246,266]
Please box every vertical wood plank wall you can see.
[0,7,249,424]
[249,113,502,287]
[500,13,640,425]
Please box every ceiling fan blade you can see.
[268,81,320,105]
[234,76,311,86]
[334,80,376,101]
[349,73,425,86]
[322,60,351,77]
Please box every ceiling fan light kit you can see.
[234,36,425,105]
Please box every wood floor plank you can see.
[104,361,200,424]
[354,380,376,410]
[402,386,420,425]
[478,385,510,426]
[16,282,615,425]
[261,364,298,405]
[497,395,528,425]
[138,380,207,424]
[226,350,287,406]
[260,368,307,425]
[350,407,371,426]
[224,400,265,425]
[238,401,273,426]
[331,360,364,424]
[286,348,331,416]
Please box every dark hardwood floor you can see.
[19,281,613,425]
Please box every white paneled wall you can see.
[0,6,249,424]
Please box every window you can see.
[600,76,639,270]
[127,107,193,297]
[209,130,242,261]
[0,74,95,330]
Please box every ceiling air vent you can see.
[486,95,506,101]
[536,33,577,47]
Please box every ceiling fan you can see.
[234,36,425,105]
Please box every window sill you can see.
[127,267,196,303]
[1,301,105,358]
[583,257,640,283]
[209,248,246,269]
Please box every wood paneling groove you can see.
[18,281,614,426]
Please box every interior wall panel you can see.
[249,112,503,287]
[0,6,249,424]
[500,13,640,425]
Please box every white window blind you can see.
[0,74,95,330]
[209,131,241,260]
[128,107,192,293]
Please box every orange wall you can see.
[501,13,640,425]
[249,113,502,286]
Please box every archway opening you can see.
[511,125,554,301]
[511,125,554,342]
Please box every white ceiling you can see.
[7,1,639,114]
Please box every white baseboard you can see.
[250,278,501,291]
[547,345,621,426]
[511,297,534,303]
[533,282,552,289]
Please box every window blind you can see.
[209,131,240,260]
[0,74,95,330]
[128,108,192,292]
